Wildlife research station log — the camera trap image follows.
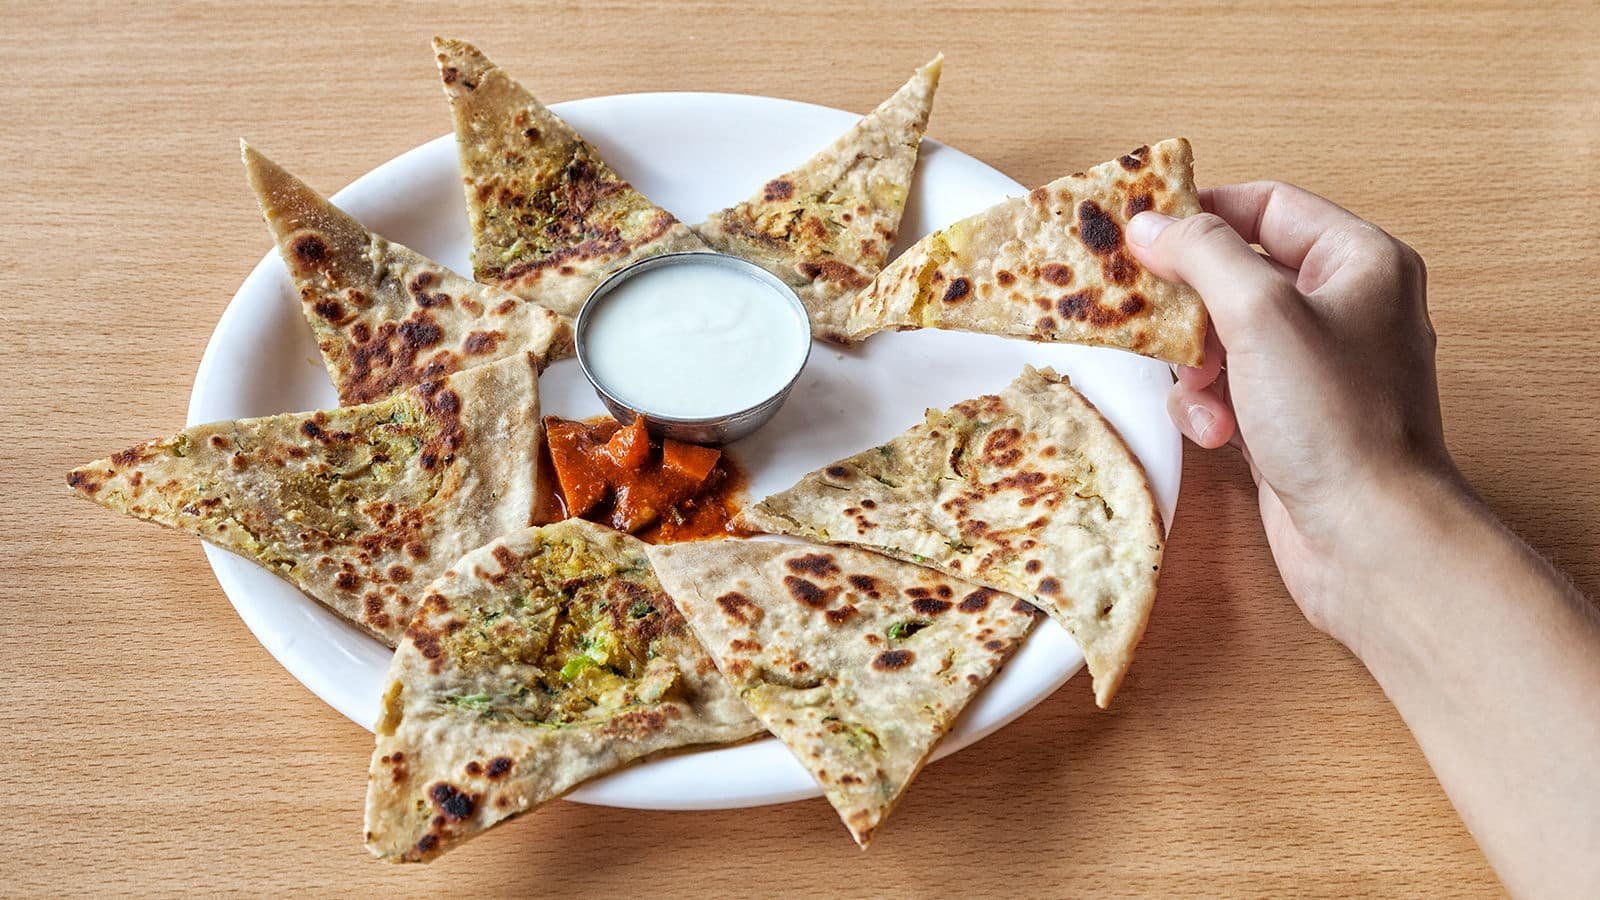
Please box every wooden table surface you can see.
[6,2,1597,895]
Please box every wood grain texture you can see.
[5,1,1597,895]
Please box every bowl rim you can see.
[573,250,815,425]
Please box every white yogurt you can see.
[581,257,811,419]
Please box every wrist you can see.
[1331,471,1508,669]
[1315,466,1485,661]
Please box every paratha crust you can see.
[365,520,760,862]
[847,138,1207,366]
[433,37,706,319]
[736,366,1163,708]
[67,353,544,645]
[648,538,1037,846]
[243,142,572,406]
[694,56,943,343]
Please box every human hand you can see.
[1125,183,1462,651]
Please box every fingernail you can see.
[1186,401,1215,443]
[1127,212,1175,247]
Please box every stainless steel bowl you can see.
[573,251,812,445]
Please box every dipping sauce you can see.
[579,256,810,419]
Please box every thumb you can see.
[1127,211,1297,345]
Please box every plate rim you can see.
[187,90,1181,810]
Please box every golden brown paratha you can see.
[243,142,572,405]
[66,354,543,645]
[847,139,1207,366]
[366,520,760,862]
[433,37,706,318]
[694,57,942,342]
[648,539,1036,846]
[736,367,1162,707]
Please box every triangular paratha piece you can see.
[67,354,543,645]
[242,143,571,406]
[648,539,1036,847]
[695,57,942,342]
[365,520,761,862]
[847,138,1208,366]
[433,37,706,318]
[736,366,1162,708]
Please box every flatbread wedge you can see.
[242,143,571,405]
[736,366,1162,708]
[434,37,705,318]
[847,138,1207,366]
[648,539,1037,847]
[66,353,543,645]
[366,520,761,862]
[694,57,943,342]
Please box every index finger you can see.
[1200,181,1371,272]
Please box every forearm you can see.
[1353,479,1600,897]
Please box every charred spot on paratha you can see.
[797,259,872,289]
[957,588,998,612]
[407,271,452,308]
[400,315,444,350]
[786,553,841,578]
[1105,252,1139,286]
[461,331,502,355]
[313,299,347,322]
[847,574,883,598]
[872,649,915,671]
[429,782,477,821]
[785,576,838,610]
[1118,146,1151,171]
[599,705,683,740]
[826,605,860,625]
[1056,287,1147,329]
[716,591,761,624]
[1041,264,1073,286]
[1076,200,1123,256]
[291,233,328,264]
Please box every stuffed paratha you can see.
[694,57,942,342]
[648,539,1036,846]
[66,353,543,645]
[736,366,1162,707]
[847,138,1207,366]
[433,37,705,318]
[366,520,761,862]
[243,142,571,405]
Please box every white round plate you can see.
[189,92,1180,810]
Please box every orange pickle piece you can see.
[539,415,743,543]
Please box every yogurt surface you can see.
[581,257,811,419]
